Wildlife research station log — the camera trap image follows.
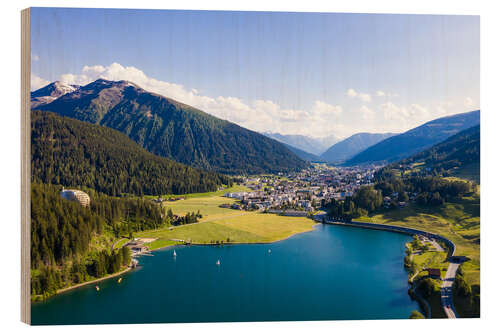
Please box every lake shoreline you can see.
[32,266,133,303]
[147,221,320,251]
[32,223,420,324]
[34,225,317,303]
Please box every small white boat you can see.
[216,259,220,265]
[173,250,177,257]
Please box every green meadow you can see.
[137,185,315,246]
[358,190,480,285]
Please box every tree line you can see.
[30,183,179,300]
[31,246,131,299]
[325,186,383,219]
[325,175,475,219]
[396,125,480,178]
[168,209,202,226]
[31,111,232,197]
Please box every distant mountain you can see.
[345,110,480,165]
[282,143,323,162]
[31,111,232,196]
[398,125,480,183]
[263,132,339,155]
[31,81,80,108]
[320,132,396,163]
[32,79,308,175]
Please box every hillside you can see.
[345,110,480,165]
[33,79,308,175]
[30,182,168,300]
[283,143,323,162]
[31,111,231,196]
[397,125,480,182]
[263,132,338,155]
[320,132,395,163]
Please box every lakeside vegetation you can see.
[31,183,166,300]
[138,212,315,245]
[137,190,315,245]
[357,191,479,285]
[31,182,316,300]
[322,159,480,319]
[30,111,480,316]
[356,189,480,318]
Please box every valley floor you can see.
[137,185,316,247]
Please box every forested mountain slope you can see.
[33,79,308,174]
[31,111,232,196]
[345,110,480,165]
[320,132,395,163]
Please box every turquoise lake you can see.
[31,224,419,325]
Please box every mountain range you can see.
[263,132,339,155]
[398,124,480,182]
[32,79,308,175]
[319,132,396,163]
[281,143,323,162]
[345,110,480,165]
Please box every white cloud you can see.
[31,73,50,91]
[359,105,375,120]
[464,97,474,108]
[375,90,399,98]
[346,88,371,102]
[54,63,346,136]
[33,63,475,138]
[347,88,357,98]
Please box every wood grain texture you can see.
[21,7,31,325]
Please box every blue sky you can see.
[30,8,479,138]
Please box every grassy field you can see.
[147,239,183,251]
[410,251,448,281]
[137,212,315,244]
[137,184,316,245]
[160,195,247,222]
[358,191,480,286]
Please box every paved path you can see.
[111,237,128,251]
[441,261,461,318]
[56,267,132,295]
[315,214,461,319]
[426,237,444,252]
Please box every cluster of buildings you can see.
[382,191,418,209]
[225,165,379,213]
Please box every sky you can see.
[30,8,479,139]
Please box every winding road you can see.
[441,261,461,318]
[314,214,461,318]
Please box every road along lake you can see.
[32,223,419,324]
